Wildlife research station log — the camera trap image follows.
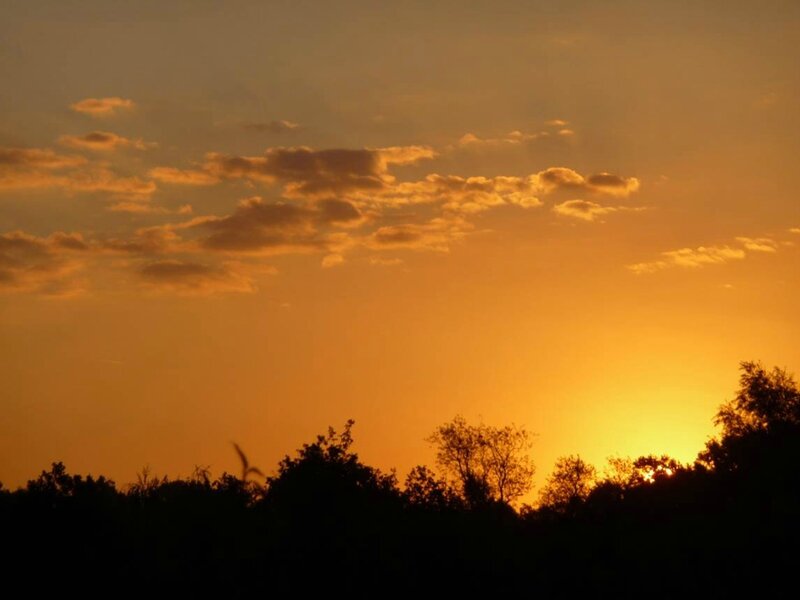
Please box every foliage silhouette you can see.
[427,415,536,506]
[538,454,596,512]
[4,360,800,595]
[701,361,800,474]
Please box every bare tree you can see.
[427,415,536,505]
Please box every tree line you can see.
[3,360,800,596]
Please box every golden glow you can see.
[0,2,799,492]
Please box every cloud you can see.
[101,225,181,255]
[70,97,135,117]
[552,199,639,222]
[735,237,779,253]
[150,145,436,198]
[367,217,472,252]
[321,253,345,268]
[0,230,88,295]
[243,120,301,133]
[138,259,255,295]
[630,234,791,274]
[0,146,156,197]
[628,245,747,274]
[356,167,638,213]
[0,162,154,200]
[0,147,87,169]
[456,120,575,149]
[457,130,550,148]
[58,131,154,151]
[535,167,640,197]
[788,227,799,234]
[316,198,365,226]
[192,196,328,254]
[359,174,542,213]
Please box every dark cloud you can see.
[186,196,364,253]
[367,217,471,252]
[316,199,363,224]
[0,147,86,169]
[0,146,156,197]
[0,231,88,295]
[139,260,255,294]
[194,196,322,253]
[151,145,435,198]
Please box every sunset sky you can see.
[1,1,798,493]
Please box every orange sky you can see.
[1,1,798,494]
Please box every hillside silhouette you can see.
[3,360,800,596]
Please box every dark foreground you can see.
[4,362,800,597]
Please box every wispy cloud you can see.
[628,234,786,274]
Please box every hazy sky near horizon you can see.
[1,1,798,492]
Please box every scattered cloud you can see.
[150,145,436,198]
[0,129,650,294]
[0,147,87,169]
[628,245,746,274]
[356,167,639,213]
[58,131,154,152]
[358,174,542,213]
[0,146,156,197]
[70,97,135,117]
[626,233,790,274]
[0,230,89,295]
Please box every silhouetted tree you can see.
[427,415,535,505]
[701,361,800,472]
[264,419,399,517]
[538,454,596,512]
[715,361,800,436]
[630,454,683,485]
[403,465,461,510]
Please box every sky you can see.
[1,1,798,494]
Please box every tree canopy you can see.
[427,415,536,505]
[538,454,596,511]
